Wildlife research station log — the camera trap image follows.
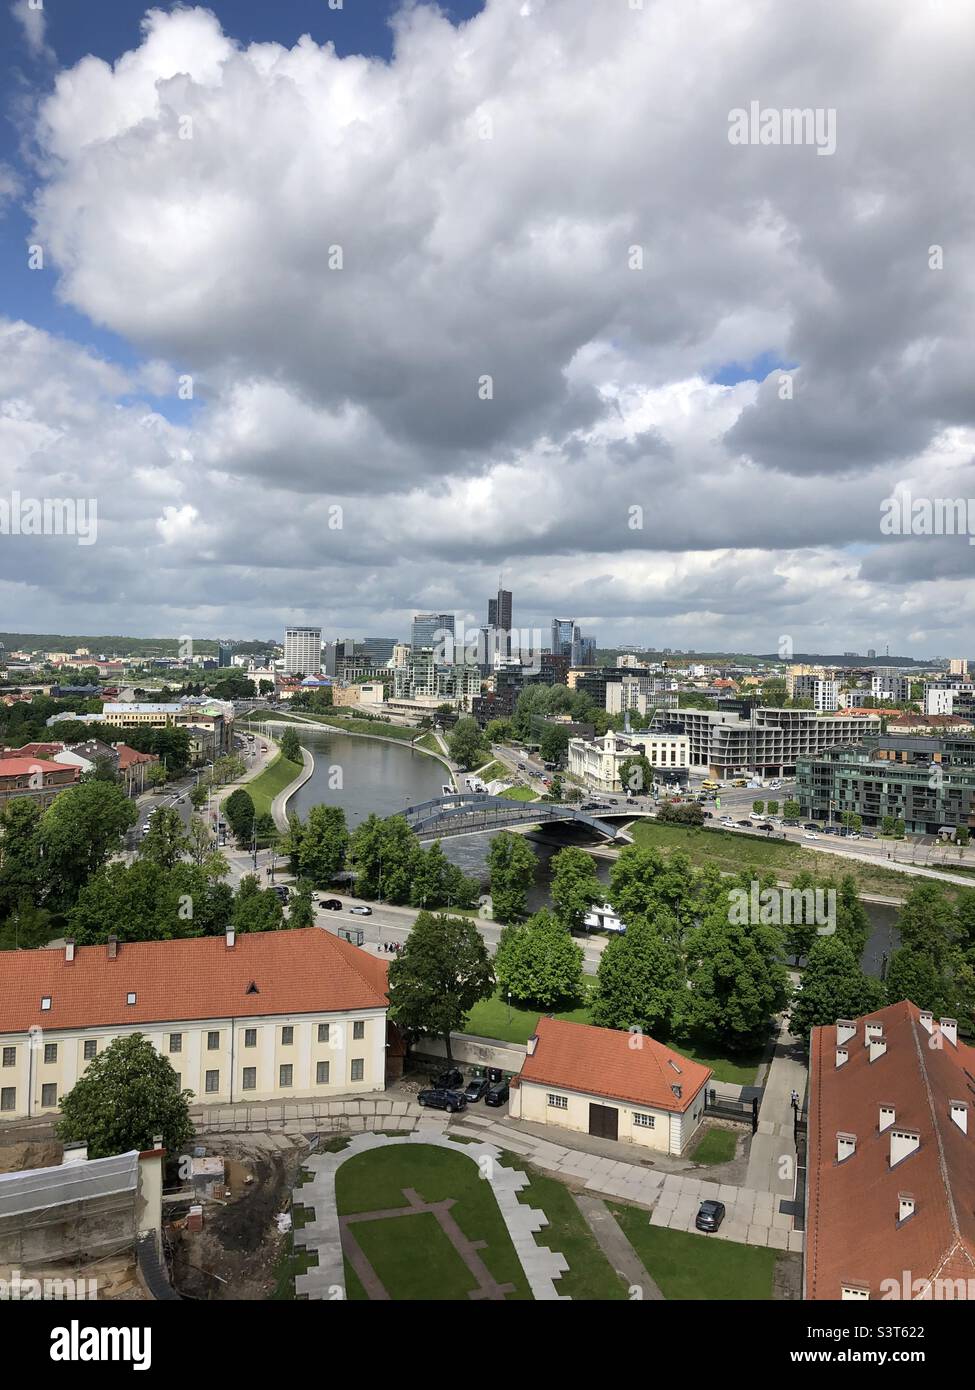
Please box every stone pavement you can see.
[293,1130,570,1301]
[574,1193,663,1299]
[744,1010,808,1199]
[192,1095,427,1135]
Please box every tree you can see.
[683,897,789,1050]
[538,724,571,767]
[884,948,953,1016]
[145,762,168,789]
[0,797,43,917]
[409,840,453,910]
[39,780,137,910]
[783,800,801,821]
[253,811,278,847]
[280,726,303,764]
[484,718,513,743]
[388,912,494,1061]
[895,882,956,966]
[448,718,488,770]
[288,879,315,928]
[231,874,285,933]
[592,914,686,1036]
[57,1034,194,1160]
[138,807,191,870]
[494,909,585,1010]
[224,788,255,847]
[836,875,870,962]
[767,800,779,816]
[550,847,601,933]
[789,936,884,1041]
[0,897,54,951]
[487,831,537,923]
[752,800,765,815]
[298,805,349,885]
[618,754,653,795]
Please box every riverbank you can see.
[272,744,315,830]
[255,713,459,789]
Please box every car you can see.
[695,1199,726,1233]
[736,819,752,827]
[484,1079,510,1107]
[859,831,877,839]
[821,825,840,835]
[703,811,714,819]
[318,898,343,910]
[463,1076,492,1103]
[433,1068,463,1090]
[758,821,775,831]
[626,797,639,805]
[782,818,800,827]
[271,884,290,901]
[348,905,373,915]
[720,816,736,826]
[517,762,526,770]
[417,1088,467,1113]
[802,823,821,832]
[803,831,819,840]
[749,811,765,820]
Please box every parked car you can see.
[860,831,877,839]
[463,1076,492,1103]
[695,1200,726,1233]
[802,823,821,832]
[417,1088,467,1113]
[736,819,752,827]
[318,898,343,910]
[348,905,373,915]
[783,818,800,827]
[803,831,819,840]
[434,1068,463,1091]
[758,821,775,830]
[484,1079,510,1107]
[271,884,290,902]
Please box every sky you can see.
[0,0,973,656]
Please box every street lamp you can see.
[506,991,512,1025]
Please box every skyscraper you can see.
[552,618,574,658]
[487,583,512,660]
[283,626,322,676]
[411,613,455,660]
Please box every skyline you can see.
[1,0,974,655]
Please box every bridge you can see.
[402,792,632,842]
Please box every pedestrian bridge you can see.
[402,792,631,842]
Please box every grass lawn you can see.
[474,759,507,782]
[235,749,303,819]
[271,1234,318,1300]
[609,1203,779,1300]
[513,1161,628,1300]
[415,732,445,755]
[498,785,538,801]
[335,1144,531,1299]
[628,819,921,899]
[689,1126,738,1165]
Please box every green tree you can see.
[298,805,349,885]
[145,762,168,789]
[388,912,494,1061]
[538,724,571,767]
[767,800,780,816]
[592,913,685,1035]
[0,897,54,951]
[56,1034,194,1159]
[836,876,870,962]
[783,800,801,820]
[288,879,315,928]
[484,718,513,743]
[487,831,537,923]
[550,846,601,933]
[684,896,789,1050]
[494,909,584,1011]
[279,726,303,764]
[231,874,285,933]
[618,754,653,796]
[224,788,255,847]
[39,780,137,909]
[448,717,488,770]
[789,936,884,1041]
[752,800,765,815]
[884,948,952,1016]
[0,797,43,917]
[895,882,956,966]
[138,806,191,869]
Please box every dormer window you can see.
[246,981,259,994]
[126,992,136,1005]
[41,997,51,1011]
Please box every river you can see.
[287,727,900,977]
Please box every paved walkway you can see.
[574,1193,663,1299]
[744,1011,807,1200]
[271,743,315,830]
[293,1130,570,1301]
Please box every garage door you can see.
[588,1103,619,1140]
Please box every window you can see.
[41,997,51,1011]
[316,1061,330,1085]
[281,1026,294,1046]
[244,1028,257,1047]
[0,1087,15,1111]
[83,1040,97,1061]
[44,1043,58,1065]
[169,1033,182,1053]
[242,1068,257,1091]
[41,1083,57,1108]
[126,992,136,1006]
[173,1075,181,1089]
[279,1064,293,1088]
[350,1059,364,1083]
[352,1020,365,1040]
[2,1046,15,1067]
[205,1070,219,1093]
[634,1112,656,1129]
[207,1030,220,1050]
[547,1094,568,1109]
[317,1023,330,1044]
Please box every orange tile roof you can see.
[517,1016,711,1113]
[112,744,159,769]
[0,929,389,1034]
[0,757,76,778]
[806,1001,975,1300]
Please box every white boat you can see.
[582,902,627,934]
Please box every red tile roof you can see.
[0,929,389,1034]
[0,757,76,778]
[1,743,65,759]
[112,744,159,769]
[516,1016,711,1113]
[806,1001,975,1300]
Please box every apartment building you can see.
[924,679,975,718]
[0,755,79,810]
[101,701,233,756]
[790,675,839,712]
[653,707,882,777]
[393,648,481,710]
[0,929,391,1122]
[283,627,322,676]
[796,734,975,834]
[871,672,911,703]
[805,1003,974,1300]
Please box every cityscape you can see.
[0,0,973,1362]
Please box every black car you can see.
[758,821,775,830]
[434,1068,463,1091]
[736,818,752,827]
[484,1079,510,1107]
[318,898,343,910]
[463,1076,492,1103]
[782,818,800,826]
[802,822,821,832]
[271,884,290,902]
[417,1088,467,1114]
[695,1199,726,1233]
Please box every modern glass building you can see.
[796,735,975,834]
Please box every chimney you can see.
[65,939,76,964]
[879,1104,895,1132]
[835,1047,849,1068]
[836,1019,857,1047]
[890,1129,920,1167]
[226,926,236,950]
[950,1100,968,1134]
[107,936,118,960]
[62,1142,88,1165]
[526,1034,538,1056]
[836,1132,856,1162]
[865,1022,884,1047]
[919,1011,934,1033]
[939,1018,958,1048]
[869,1034,887,1063]
[897,1193,915,1224]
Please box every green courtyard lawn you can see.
[234,749,303,820]
[628,819,920,899]
[474,759,507,782]
[335,1144,531,1300]
[462,988,762,1085]
[608,1204,779,1300]
[688,1126,738,1166]
[510,1159,628,1300]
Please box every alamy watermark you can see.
[729,881,836,935]
[728,102,836,156]
[880,488,975,544]
[0,492,97,546]
[1,1270,98,1300]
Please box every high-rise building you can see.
[551,618,574,658]
[356,637,397,667]
[487,584,513,656]
[949,658,969,676]
[411,613,455,660]
[217,641,233,668]
[283,627,322,676]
